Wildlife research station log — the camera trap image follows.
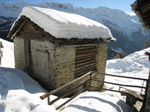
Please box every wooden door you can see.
[24,38,33,74]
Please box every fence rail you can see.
[102,73,148,96]
[40,71,149,110]
[40,71,92,100]
[40,71,92,110]
[101,73,149,81]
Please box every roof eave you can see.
[131,0,150,30]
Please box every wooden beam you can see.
[76,52,96,58]
[75,63,96,71]
[75,67,96,77]
[11,20,27,39]
[49,79,90,105]
[76,49,96,54]
[100,73,149,81]
[92,79,146,89]
[76,46,96,51]
[75,60,95,68]
[75,55,95,61]
[40,71,92,100]
[75,56,96,64]
[56,88,85,110]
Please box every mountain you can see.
[0,1,150,58]
[0,16,15,42]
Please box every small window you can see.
[75,46,97,78]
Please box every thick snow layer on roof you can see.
[18,6,114,40]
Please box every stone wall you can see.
[53,44,108,95]
[30,39,56,90]
[14,36,56,90]
[54,46,75,88]
[91,43,107,90]
[14,35,107,94]
[14,21,57,90]
[141,75,150,112]
[29,41,77,91]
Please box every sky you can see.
[0,0,135,13]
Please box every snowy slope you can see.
[0,17,15,41]
[0,39,14,67]
[107,48,150,77]
[0,1,141,36]
[106,47,150,93]
[61,91,130,112]
[0,67,57,112]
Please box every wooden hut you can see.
[8,6,115,93]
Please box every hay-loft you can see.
[8,6,115,93]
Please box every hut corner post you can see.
[141,52,150,112]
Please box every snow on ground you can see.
[0,65,130,112]
[61,91,130,112]
[106,47,150,94]
[11,6,115,40]
[0,39,57,112]
[0,39,14,68]
[1,38,150,112]
[0,67,57,112]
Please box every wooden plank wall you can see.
[75,46,97,78]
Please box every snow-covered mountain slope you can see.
[0,1,143,35]
[106,47,150,93]
[107,48,150,77]
[0,1,150,58]
[0,1,30,18]
[0,16,15,41]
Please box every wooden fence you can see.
[98,73,147,95]
[40,71,149,110]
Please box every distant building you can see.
[8,6,115,94]
[111,48,126,59]
[113,52,123,59]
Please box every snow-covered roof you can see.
[11,6,115,40]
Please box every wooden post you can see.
[140,73,150,112]
[40,71,92,100]
[140,52,150,112]
[88,72,92,91]
[48,96,50,105]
